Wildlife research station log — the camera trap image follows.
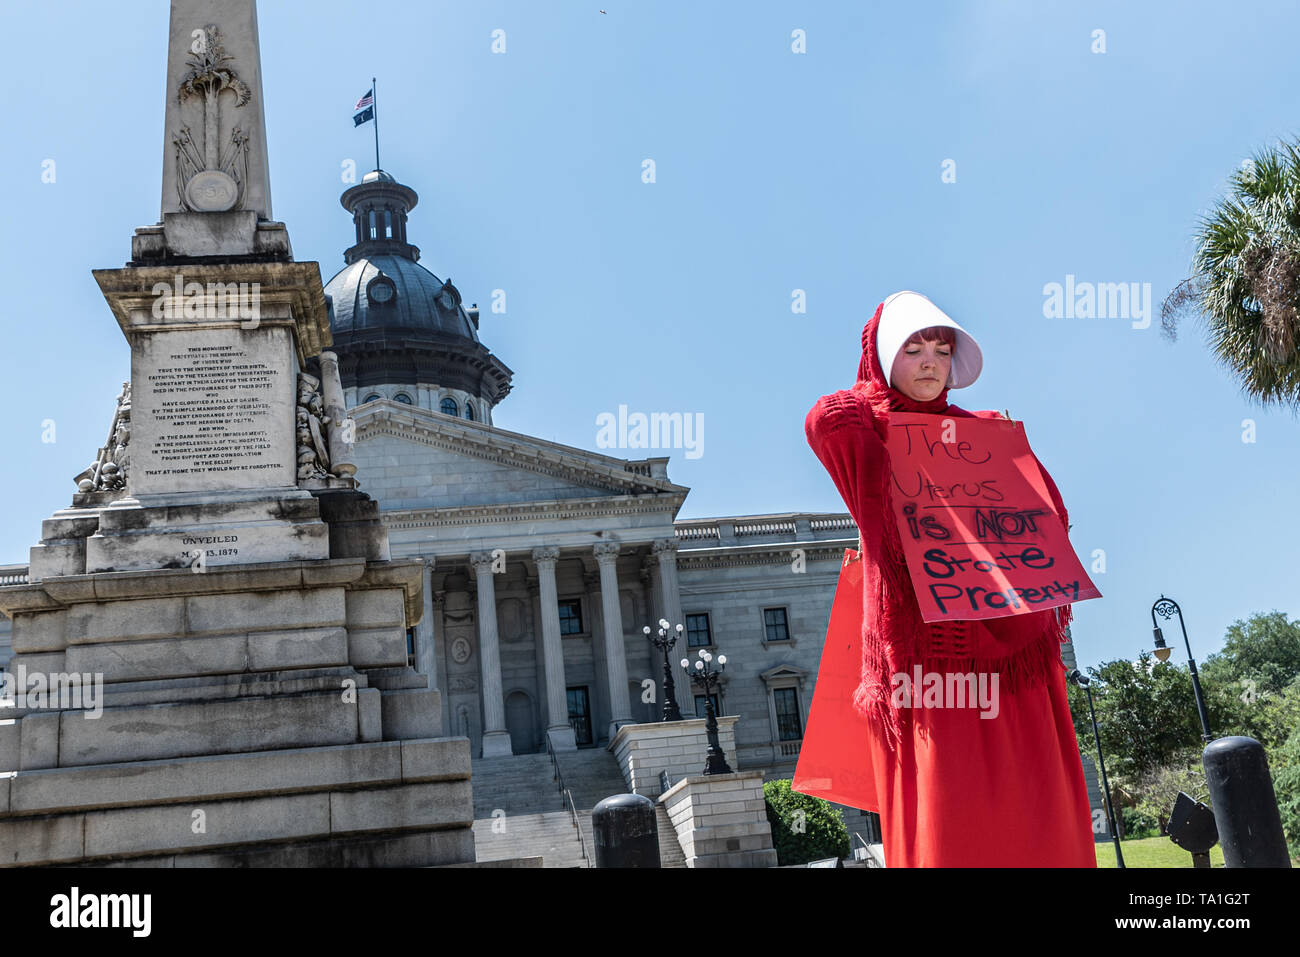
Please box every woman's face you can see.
[890,335,952,402]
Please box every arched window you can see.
[464,403,475,421]
[384,209,393,238]
[368,210,377,240]
[440,397,459,417]
[363,393,382,403]
[394,393,413,405]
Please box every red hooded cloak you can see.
[802,300,1097,867]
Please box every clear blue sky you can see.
[2,0,1297,674]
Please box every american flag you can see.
[354,89,374,110]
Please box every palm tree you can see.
[1162,137,1300,414]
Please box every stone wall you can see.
[610,717,739,797]
[660,770,777,868]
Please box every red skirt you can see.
[794,550,1097,867]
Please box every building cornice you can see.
[381,492,688,531]
[674,538,856,571]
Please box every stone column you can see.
[318,350,356,477]
[470,551,512,757]
[433,586,451,736]
[534,546,577,751]
[416,558,437,688]
[653,538,690,717]
[594,543,634,740]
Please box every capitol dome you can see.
[322,170,512,422]
[327,254,480,341]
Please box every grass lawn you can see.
[1094,836,1226,868]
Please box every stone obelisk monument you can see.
[0,0,476,867]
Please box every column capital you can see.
[593,542,621,563]
[469,551,498,572]
[652,538,679,556]
[532,545,560,566]
[432,589,446,605]
[422,556,437,570]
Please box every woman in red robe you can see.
[804,291,1097,867]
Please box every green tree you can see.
[1161,138,1300,412]
[1068,654,1205,780]
[1201,610,1300,697]
[1271,725,1300,859]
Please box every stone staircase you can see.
[655,804,688,867]
[556,748,688,868]
[553,747,631,811]
[471,752,590,867]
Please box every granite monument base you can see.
[0,558,475,868]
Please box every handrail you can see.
[561,788,590,866]
[545,736,590,866]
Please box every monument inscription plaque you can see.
[131,326,296,494]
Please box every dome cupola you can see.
[323,170,513,422]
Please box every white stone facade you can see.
[311,394,858,782]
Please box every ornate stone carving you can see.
[593,542,621,563]
[450,637,472,664]
[173,25,251,212]
[75,383,132,492]
[531,545,560,565]
[295,373,331,480]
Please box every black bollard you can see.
[592,793,661,868]
[1202,736,1292,868]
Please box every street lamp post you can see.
[681,647,732,775]
[1067,669,1125,869]
[643,619,684,722]
[1151,596,1212,743]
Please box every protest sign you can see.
[883,412,1101,622]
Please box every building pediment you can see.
[349,401,689,510]
[760,664,810,684]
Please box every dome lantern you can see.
[340,169,421,265]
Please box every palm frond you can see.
[1164,135,1300,415]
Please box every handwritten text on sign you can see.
[883,412,1101,622]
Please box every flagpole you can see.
[372,76,380,173]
